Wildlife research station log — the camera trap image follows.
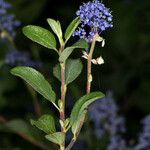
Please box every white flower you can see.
[82,51,104,65]
[92,56,104,65]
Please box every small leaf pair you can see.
[31,114,64,145]
[31,114,56,134]
[23,17,81,54]
[47,17,80,46]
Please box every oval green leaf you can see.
[53,59,83,85]
[64,17,80,43]
[59,39,88,62]
[47,18,63,45]
[70,92,105,132]
[45,132,65,145]
[31,114,56,134]
[65,59,83,84]
[11,66,56,103]
[23,25,57,52]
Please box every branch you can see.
[0,115,49,150]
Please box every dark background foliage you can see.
[0,0,150,149]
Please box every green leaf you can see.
[31,114,56,134]
[72,38,88,48]
[59,39,88,62]
[64,118,70,128]
[53,59,83,85]
[47,18,62,37]
[4,119,31,136]
[23,25,57,52]
[47,18,63,45]
[70,92,105,133]
[11,66,56,103]
[53,63,61,81]
[64,17,80,43]
[45,132,65,145]
[71,109,87,135]
[65,59,83,84]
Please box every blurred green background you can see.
[0,0,150,149]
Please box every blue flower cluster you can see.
[73,0,113,42]
[89,91,127,150]
[89,91,150,150]
[89,92,125,138]
[0,0,20,37]
[107,135,127,150]
[5,48,42,68]
[134,115,150,150]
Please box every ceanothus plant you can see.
[11,0,112,149]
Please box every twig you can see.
[60,62,66,123]
[66,35,97,150]
[0,115,49,150]
[60,62,66,150]
[65,110,87,150]
[65,139,75,150]
[59,42,66,150]
[16,132,49,150]
[87,35,97,94]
